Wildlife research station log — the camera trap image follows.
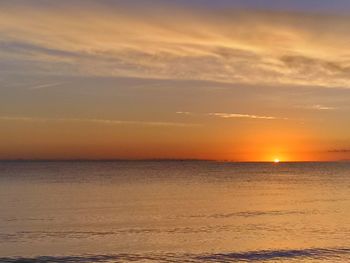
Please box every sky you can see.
[0,0,350,161]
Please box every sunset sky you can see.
[1,0,350,161]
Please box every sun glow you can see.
[274,158,280,163]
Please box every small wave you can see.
[1,225,234,242]
[197,248,350,262]
[1,247,349,262]
[210,209,314,218]
[174,209,320,219]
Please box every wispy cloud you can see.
[310,105,337,110]
[175,111,192,115]
[1,1,350,88]
[176,111,284,120]
[328,149,350,153]
[28,82,64,90]
[0,116,198,127]
[296,104,338,111]
[208,113,279,120]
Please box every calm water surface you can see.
[0,161,349,262]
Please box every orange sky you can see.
[0,1,350,161]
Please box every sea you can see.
[0,161,349,262]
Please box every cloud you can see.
[176,111,283,120]
[175,111,192,115]
[28,82,64,90]
[208,113,279,120]
[297,104,337,110]
[310,105,337,110]
[0,116,198,127]
[328,149,350,153]
[1,1,350,87]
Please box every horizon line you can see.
[0,158,349,163]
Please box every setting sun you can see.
[274,158,280,163]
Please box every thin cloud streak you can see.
[175,111,192,115]
[176,111,285,120]
[28,82,64,90]
[0,116,198,127]
[328,149,350,153]
[208,113,279,120]
[311,105,337,110]
[296,104,338,110]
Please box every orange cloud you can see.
[0,3,350,87]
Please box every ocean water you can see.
[0,161,349,262]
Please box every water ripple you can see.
[1,247,349,262]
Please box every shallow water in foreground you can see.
[0,161,349,262]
